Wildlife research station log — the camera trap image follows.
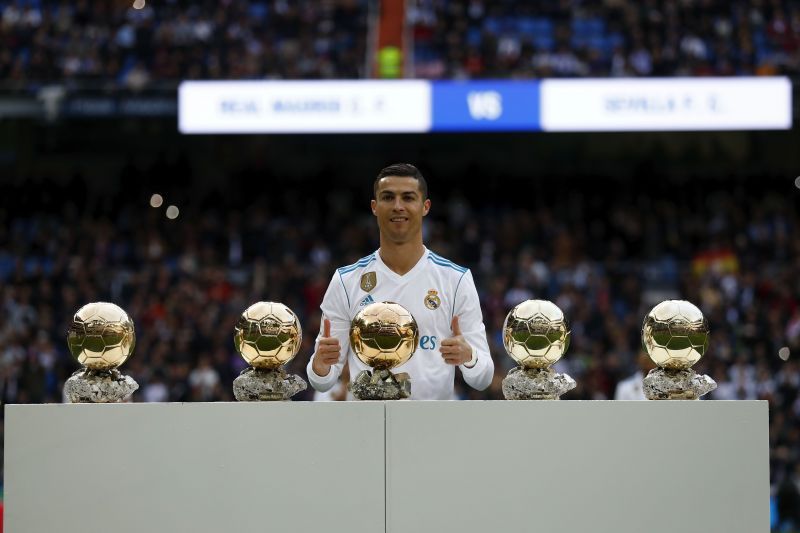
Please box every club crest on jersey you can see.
[360,271,377,292]
[424,290,441,310]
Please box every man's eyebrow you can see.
[378,189,419,196]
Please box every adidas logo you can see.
[359,294,375,307]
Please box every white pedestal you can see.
[386,401,768,533]
[4,402,385,533]
[5,400,768,533]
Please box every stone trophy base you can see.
[643,367,717,400]
[63,368,139,403]
[502,366,576,400]
[350,369,411,400]
[233,367,307,401]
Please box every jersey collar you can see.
[374,246,430,283]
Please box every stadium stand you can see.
[0,0,369,89]
[409,0,800,78]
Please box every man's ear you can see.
[371,199,377,216]
[423,198,431,217]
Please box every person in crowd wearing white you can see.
[614,351,655,401]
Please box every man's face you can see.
[371,176,430,244]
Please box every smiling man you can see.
[307,163,494,400]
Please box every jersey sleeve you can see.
[306,271,353,392]
[453,269,494,391]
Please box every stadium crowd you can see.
[0,165,798,527]
[2,0,800,88]
[0,0,369,89]
[410,0,800,77]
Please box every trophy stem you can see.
[233,367,307,401]
[63,368,139,403]
[501,367,576,400]
[349,369,411,400]
[643,368,717,400]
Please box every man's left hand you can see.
[440,316,473,366]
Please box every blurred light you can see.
[149,194,163,208]
[778,347,790,361]
[132,0,146,9]
[795,176,800,189]
[166,205,179,220]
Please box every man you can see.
[614,351,655,401]
[307,163,494,400]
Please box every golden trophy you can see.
[233,301,307,401]
[349,301,419,400]
[501,300,576,400]
[641,300,716,400]
[64,302,139,403]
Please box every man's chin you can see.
[383,232,411,244]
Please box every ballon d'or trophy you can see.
[65,302,139,403]
[642,300,716,400]
[501,300,576,400]
[233,302,307,401]
[349,301,418,400]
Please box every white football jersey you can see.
[307,247,494,400]
[614,372,646,401]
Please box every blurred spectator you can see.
[3,0,799,89]
[0,0,368,90]
[410,0,800,78]
[613,351,655,400]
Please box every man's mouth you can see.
[390,217,408,222]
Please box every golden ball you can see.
[67,302,136,370]
[350,301,418,370]
[234,302,302,369]
[503,300,570,369]
[642,300,709,370]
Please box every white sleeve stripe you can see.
[337,271,350,308]
[451,270,468,317]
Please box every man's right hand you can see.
[312,318,341,377]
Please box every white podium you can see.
[4,402,386,533]
[5,401,768,533]
[385,401,768,533]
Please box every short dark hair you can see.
[373,163,428,199]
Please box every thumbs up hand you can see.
[439,316,474,366]
[312,317,342,377]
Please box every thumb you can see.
[451,315,462,336]
[323,318,331,338]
